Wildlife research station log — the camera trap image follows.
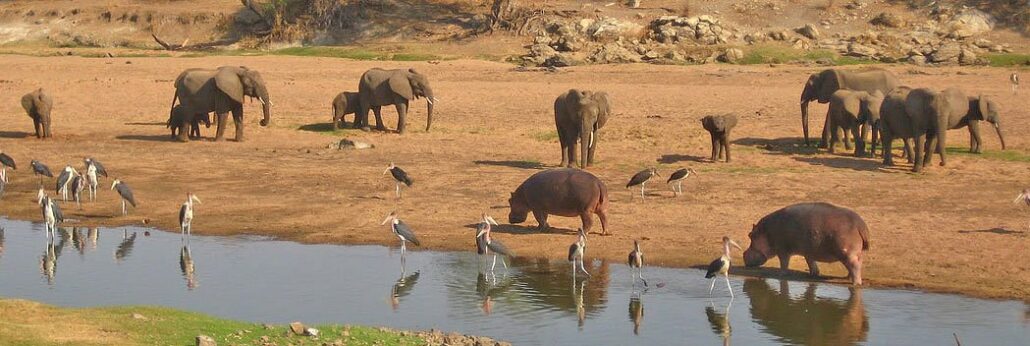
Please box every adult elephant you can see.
[878,86,915,166]
[905,88,1005,172]
[800,68,901,147]
[170,66,272,142]
[356,68,436,133]
[554,89,611,168]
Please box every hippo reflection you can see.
[744,279,868,346]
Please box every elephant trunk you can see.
[579,122,592,168]
[994,123,1006,150]
[801,100,811,146]
[258,87,272,127]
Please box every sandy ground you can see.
[0,54,1027,300]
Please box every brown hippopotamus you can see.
[743,202,869,285]
[508,168,610,235]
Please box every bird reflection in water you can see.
[114,230,137,262]
[180,237,197,290]
[88,228,99,250]
[628,294,644,335]
[0,227,5,256]
[476,272,514,316]
[40,237,57,285]
[572,278,587,329]
[706,299,733,346]
[389,270,420,311]
[71,227,86,256]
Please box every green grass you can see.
[739,45,877,65]
[0,299,424,346]
[531,130,559,142]
[984,53,1030,67]
[271,46,444,61]
[945,147,1030,162]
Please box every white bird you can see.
[568,228,590,279]
[1012,73,1020,94]
[110,179,137,215]
[85,163,99,202]
[706,236,742,298]
[56,166,79,201]
[179,192,201,237]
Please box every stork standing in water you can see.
[30,160,53,186]
[110,179,136,215]
[85,162,99,202]
[384,163,413,198]
[179,192,201,237]
[626,167,659,200]
[666,168,697,197]
[475,214,515,272]
[706,236,742,297]
[381,211,420,256]
[56,166,78,201]
[568,228,590,279]
[1015,189,1030,229]
[37,192,63,238]
[1012,73,1020,95]
[627,240,648,287]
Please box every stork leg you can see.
[578,258,591,277]
[724,274,733,298]
[395,182,401,198]
[640,182,646,200]
[490,255,497,272]
[678,180,684,195]
[638,269,648,287]
[571,262,576,281]
[709,278,717,296]
[121,200,126,215]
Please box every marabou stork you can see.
[666,168,697,196]
[83,157,108,177]
[56,166,78,201]
[30,160,53,186]
[475,214,515,272]
[69,175,85,208]
[627,240,648,287]
[0,152,15,197]
[1015,189,1030,230]
[384,163,413,198]
[38,193,62,238]
[381,211,420,255]
[626,167,659,200]
[110,179,136,215]
[1012,73,1020,94]
[85,163,99,202]
[179,192,201,237]
[705,236,742,297]
[568,228,590,279]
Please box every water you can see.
[0,218,1026,345]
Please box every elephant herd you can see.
[800,68,1006,172]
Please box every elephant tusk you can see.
[427,98,435,105]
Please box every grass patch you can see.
[739,45,876,65]
[0,299,424,346]
[272,47,444,61]
[984,53,1030,67]
[531,130,559,142]
[945,147,1030,162]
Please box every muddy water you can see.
[0,219,1026,345]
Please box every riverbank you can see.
[0,54,1026,301]
[0,298,509,346]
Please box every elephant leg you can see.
[532,211,549,231]
[232,106,245,142]
[372,106,386,131]
[394,102,408,134]
[902,139,914,163]
[842,124,853,151]
[32,117,42,138]
[851,125,864,157]
[213,112,229,141]
[355,106,370,129]
[913,133,925,172]
[176,117,190,142]
[557,129,570,167]
[967,121,982,154]
[43,116,52,138]
[722,133,731,162]
[805,257,821,277]
[922,133,937,168]
[596,208,609,235]
[709,133,718,161]
[818,112,831,148]
[935,127,947,166]
[881,132,894,165]
[828,120,839,154]
[869,122,878,157]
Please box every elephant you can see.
[167,105,212,139]
[800,68,901,147]
[170,66,272,142]
[826,90,884,157]
[21,88,54,139]
[554,89,611,168]
[331,91,360,130]
[701,114,737,163]
[355,68,436,133]
[905,88,1006,172]
[878,86,916,166]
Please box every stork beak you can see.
[729,239,742,250]
[192,195,202,204]
[110,181,118,190]
[476,228,487,238]
[485,215,498,226]
[383,168,390,175]
[380,212,396,225]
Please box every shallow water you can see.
[0,219,1026,345]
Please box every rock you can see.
[846,42,878,57]
[337,139,374,150]
[543,53,580,67]
[907,54,927,66]
[792,39,811,50]
[289,322,306,335]
[959,48,977,65]
[944,9,994,38]
[929,42,961,63]
[795,24,820,40]
[259,336,270,343]
[585,17,642,42]
[304,328,320,337]
[870,12,903,28]
[131,313,147,320]
[642,50,660,60]
[588,44,641,64]
[196,335,216,346]
[769,30,789,41]
[717,48,744,63]
[845,0,867,10]
[972,38,992,49]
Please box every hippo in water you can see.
[508,168,610,235]
[743,202,869,285]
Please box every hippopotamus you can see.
[743,202,870,285]
[508,168,610,235]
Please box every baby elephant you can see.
[21,88,54,139]
[332,91,360,129]
[743,202,870,285]
[701,114,737,162]
[168,105,212,140]
[827,90,884,157]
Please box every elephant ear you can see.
[976,94,991,120]
[593,92,611,128]
[214,68,245,104]
[389,72,414,100]
[817,70,842,103]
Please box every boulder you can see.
[289,322,306,335]
[337,139,374,150]
[847,42,879,57]
[589,44,641,64]
[718,48,744,63]
[907,54,927,65]
[585,17,642,42]
[870,12,903,28]
[196,335,216,346]
[929,42,961,63]
[792,39,811,50]
[944,9,994,38]
[959,48,977,65]
[795,24,819,40]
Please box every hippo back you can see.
[514,168,606,214]
[756,202,869,255]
